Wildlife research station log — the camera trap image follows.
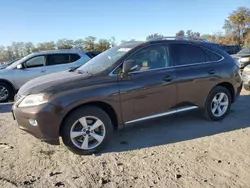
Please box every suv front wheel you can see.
[61,106,113,155]
[204,86,232,121]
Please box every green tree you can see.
[73,39,85,50]
[109,36,116,47]
[37,41,56,51]
[186,30,201,37]
[56,39,74,49]
[146,33,164,40]
[223,7,250,45]
[24,42,35,55]
[95,39,111,51]
[176,30,185,36]
[83,36,96,51]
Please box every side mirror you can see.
[122,60,138,75]
[16,64,23,69]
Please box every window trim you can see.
[109,42,224,76]
[109,43,171,76]
[23,55,46,68]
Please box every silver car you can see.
[0,49,93,102]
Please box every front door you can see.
[118,44,177,123]
[14,55,46,89]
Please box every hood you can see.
[18,70,92,95]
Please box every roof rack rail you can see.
[147,36,210,42]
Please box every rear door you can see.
[14,55,46,89]
[45,53,90,74]
[169,42,222,107]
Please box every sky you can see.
[0,0,249,46]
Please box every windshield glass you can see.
[238,47,250,54]
[76,46,132,74]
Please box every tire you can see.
[61,106,114,155]
[0,82,13,103]
[203,86,232,121]
[243,84,250,91]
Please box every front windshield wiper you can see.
[76,70,93,76]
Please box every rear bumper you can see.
[12,103,65,145]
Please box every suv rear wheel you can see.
[61,106,113,155]
[0,82,13,102]
[204,86,232,121]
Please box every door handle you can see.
[41,70,46,73]
[163,75,173,82]
[207,69,215,75]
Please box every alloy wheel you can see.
[0,86,9,101]
[211,92,229,117]
[70,116,106,150]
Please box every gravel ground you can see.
[1,90,250,188]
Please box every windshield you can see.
[238,47,250,54]
[76,46,132,74]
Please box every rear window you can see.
[170,43,206,66]
[70,54,81,62]
[204,50,222,61]
[47,54,71,65]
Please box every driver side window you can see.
[126,45,169,72]
[24,56,46,68]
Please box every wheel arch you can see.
[59,101,119,136]
[0,79,16,92]
[214,82,235,103]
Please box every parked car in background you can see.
[12,36,242,155]
[241,64,250,90]
[0,49,93,102]
[231,46,250,69]
[221,45,241,55]
[0,58,20,70]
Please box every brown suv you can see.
[12,37,243,155]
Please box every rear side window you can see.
[204,50,222,61]
[70,54,81,62]
[47,54,71,66]
[170,43,206,66]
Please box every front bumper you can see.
[12,102,65,145]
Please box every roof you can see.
[32,49,87,55]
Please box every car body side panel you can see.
[118,69,177,123]
[13,67,46,90]
[174,62,220,109]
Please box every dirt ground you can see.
[1,90,250,188]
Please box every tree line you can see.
[147,7,250,47]
[0,6,250,63]
[0,36,117,62]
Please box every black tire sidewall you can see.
[61,106,113,155]
[0,82,13,102]
[205,86,232,121]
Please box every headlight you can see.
[239,57,250,63]
[18,94,48,107]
